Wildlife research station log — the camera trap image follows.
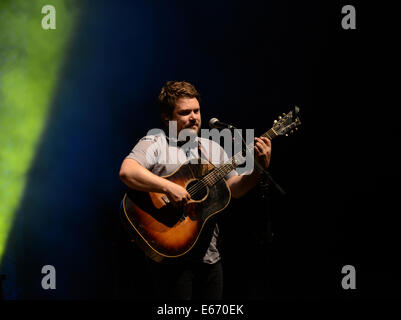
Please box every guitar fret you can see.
[202,127,278,187]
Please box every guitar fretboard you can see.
[199,128,277,188]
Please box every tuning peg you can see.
[290,130,294,134]
[278,116,282,120]
[282,113,286,116]
[274,120,278,124]
[295,127,298,131]
[285,134,288,137]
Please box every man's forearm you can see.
[227,170,261,199]
[119,159,171,193]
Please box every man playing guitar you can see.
[119,81,271,300]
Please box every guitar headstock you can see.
[272,106,301,136]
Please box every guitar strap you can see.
[197,140,214,167]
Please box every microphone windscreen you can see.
[209,118,219,127]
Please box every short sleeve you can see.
[126,136,160,170]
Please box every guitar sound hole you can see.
[186,180,208,201]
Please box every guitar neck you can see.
[201,128,278,187]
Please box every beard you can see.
[178,127,199,141]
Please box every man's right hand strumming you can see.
[165,182,191,207]
[119,158,191,207]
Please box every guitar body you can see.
[121,162,231,263]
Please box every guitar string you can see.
[184,143,234,196]
[186,151,244,197]
[186,162,232,197]
[186,164,228,196]
[185,130,274,197]
[186,148,242,196]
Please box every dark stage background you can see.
[1,0,400,300]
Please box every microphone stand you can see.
[229,125,286,197]
[228,125,282,246]
[212,121,287,246]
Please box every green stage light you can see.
[0,0,79,263]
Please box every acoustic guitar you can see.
[121,107,301,262]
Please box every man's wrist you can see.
[250,167,262,179]
[158,178,171,194]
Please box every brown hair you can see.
[157,81,201,119]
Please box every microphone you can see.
[209,118,234,129]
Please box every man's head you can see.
[158,81,201,135]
